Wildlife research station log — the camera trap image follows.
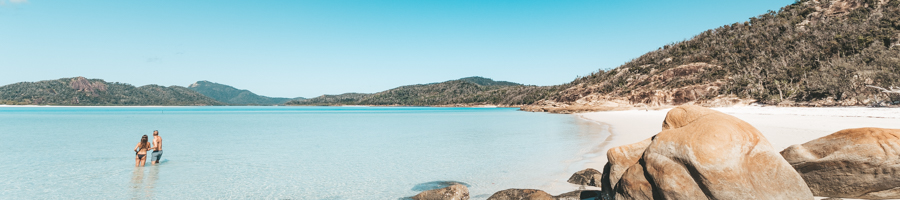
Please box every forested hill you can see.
[525,0,900,112]
[0,77,224,106]
[286,76,558,106]
[188,81,295,105]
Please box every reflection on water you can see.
[129,165,159,200]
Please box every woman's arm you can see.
[134,143,140,152]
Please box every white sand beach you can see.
[564,106,900,198]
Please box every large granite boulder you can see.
[781,127,900,199]
[600,138,652,200]
[567,168,602,187]
[412,184,469,200]
[612,105,813,199]
[600,138,652,190]
[486,189,553,200]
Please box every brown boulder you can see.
[554,190,602,200]
[567,168,602,187]
[486,189,553,200]
[412,184,469,200]
[600,138,652,200]
[781,127,900,199]
[601,138,652,189]
[613,105,813,199]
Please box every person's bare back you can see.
[151,130,163,164]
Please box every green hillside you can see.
[0,77,224,106]
[286,76,554,106]
[534,0,900,111]
[188,81,294,105]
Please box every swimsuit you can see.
[137,154,146,159]
[151,150,163,162]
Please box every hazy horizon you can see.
[2,0,794,98]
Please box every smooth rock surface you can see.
[486,189,553,200]
[412,184,469,200]
[781,127,900,199]
[567,168,603,187]
[600,138,652,200]
[613,105,813,199]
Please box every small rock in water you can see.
[486,189,553,200]
[567,168,602,187]
[411,184,469,200]
[555,190,602,200]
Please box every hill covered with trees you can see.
[524,0,900,112]
[286,76,559,106]
[188,81,296,105]
[0,77,224,106]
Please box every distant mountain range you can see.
[0,77,222,106]
[286,76,554,106]
[0,76,544,106]
[188,81,298,105]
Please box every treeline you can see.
[287,77,560,106]
[188,80,296,105]
[0,77,223,106]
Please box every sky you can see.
[0,0,795,98]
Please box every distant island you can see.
[286,76,556,106]
[0,76,551,106]
[188,81,300,105]
[0,77,222,106]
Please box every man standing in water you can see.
[151,130,163,164]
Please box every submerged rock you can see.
[555,190,602,200]
[781,127,900,199]
[486,189,553,200]
[567,168,602,187]
[412,184,469,200]
[611,105,812,199]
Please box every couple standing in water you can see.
[134,130,163,167]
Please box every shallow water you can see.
[0,106,606,199]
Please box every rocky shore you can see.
[413,105,900,200]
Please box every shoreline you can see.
[570,106,900,198]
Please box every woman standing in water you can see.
[134,135,152,167]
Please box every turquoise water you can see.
[0,106,606,199]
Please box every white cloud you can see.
[9,0,28,3]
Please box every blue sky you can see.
[1,0,794,98]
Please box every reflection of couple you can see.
[134,130,163,167]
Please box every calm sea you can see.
[0,106,607,199]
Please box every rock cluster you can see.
[500,105,900,200]
[603,105,813,199]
